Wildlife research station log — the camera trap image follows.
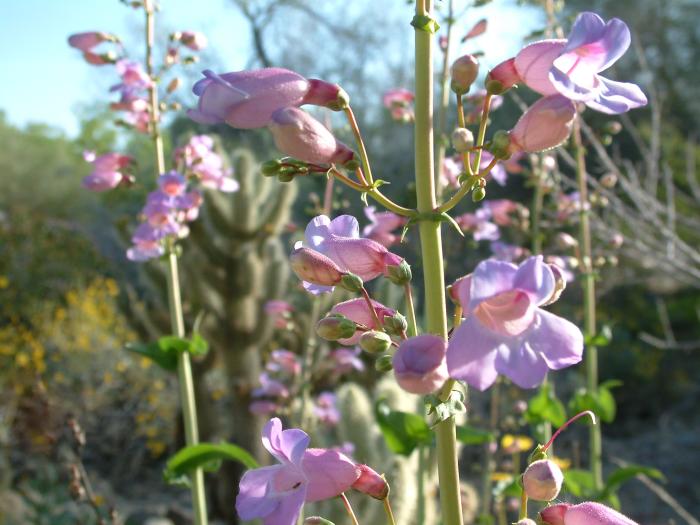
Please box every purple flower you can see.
[175,135,238,193]
[362,207,406,248]
[266,349,301,376]
[313,392,340,426]
[294,215,404,294]
[508,95,577,153]
[329,347,365,375]
[126,223,165,261]
[393,335,449,394]
[330,298,396,346]
[490,241,528,262]
[383,88,414,122]
[188,68,346,128]
[455,209,500,242]
[540,502,638,525]
[514,12,647,114]
[252,373,290,399]
[81,152,132,192]
[447,256,583,390]
[236,418,360,525]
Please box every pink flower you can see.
[483,199,519,226]
[522,459,563,501]
[514,13,646,114]
[253,373,290,399]
[67,32,111,52]
[236,418,360,525]
[486,57,521,93]
[540,502,638,525]
[383,88,415,122]
[393,335,449,394]
[441,155,463,189]
[447,256,583,390]
[290,247,346,292]
[352,464,389,500]
[249,400,279,416]
[126,223,165,261]
[175,135,238,192]
[266,349,301,376]
[451,54,480,93]
[362,207,406,248]
[82,152,132,192]
[329,347,365,375]
[330,298,396,346]
[269,107,354,165]
[490,241,528,262]
[115,59,152,89]
[180,31,208,51]
[82,51,116,65]
[455,209,500,242]
[189,68,347,128]
[294,215,404,293]
[508,95,577,153]
[158,172,187,196]
[313,392,340,425]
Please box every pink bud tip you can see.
[486,57,521,94]
[508,95,576,153]
[540,504,570,525]
[522,459,563,501]
[290,247,345,287]
[450,54,480,93]
[269,107,355,165]
[351,464,389,500]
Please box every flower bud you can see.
[339,273,364,293]
[472,187,486,202]
[375,354,394,372]
[305,79,350,111]
[603,121,623,135]
[600,172,618,188]
[331,298,396,345]
[352,464,389,500]
[516,520,537,525]
[450,54,479,94]
[508,95,577,154]
[522,459,563,502]
[385,260,412,285]
[180,31,208,51]
[316,315,357,341]
[554,232,578,249]
[490,129,512,160]
[68,31,114,52]
[539,503,570,525]
[452,128,474,153]
[359,331,392,354]
[290,247,345,287]
[448,274,472,307]
[392,335,449,394]
[486,57,521,94]
[270,107,355,165]
[261,159,282,175]
[383,312,408,337]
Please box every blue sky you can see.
[0,0,541,136]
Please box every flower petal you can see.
[514,39,566,96]
[302,448,361,502]
[468,260,518,312]
[304,215,331,249]
[561,12,607,53]
[527,310,584,370]
[236,465,282,520]
[494,340,549,389]
[585,76,648,114]
[513,256,555,306]
[329,215,360,238]
[261,484,307,525]
[447,316,502,391]
[262,418,310,465]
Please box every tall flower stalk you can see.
[413,1,463,523]
[572,118,603,489]
[144,6,208,523]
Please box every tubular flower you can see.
[188,68,347,128]
[236,418,360,525]
[330,298,396,346]
[81,151,132,192]
[269,107,354,165]
[508,95,577,153]
[540,502,638,525]
[447,256,583,390]
[514,12,647,114]
[294,215,404,293]
[393,335,449,394]
[362,207,407,248]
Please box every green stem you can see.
[340,493,360,525]
[437,157,497,213]
[360,286,382,328]
[519,490,528,520]
[434,0,454,199]
[344,107,374,185]
[471,93,493,173]
[328,168,415,217]
[414,2,463,524]
[417,445,426,525]
[383,497,398,525]
[572,117,602,490]
[404,283,418,337]
[145,7,207,524]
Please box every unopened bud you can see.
[375,354,394,372]
[451,128,474,152]
[472,187,486,202]
[450,54,479,94]
[600,172,618,188]
[359,330,392,354]
[262,159,282,176]
[352,464,389,499]
[486,57,520,94]
[278,173,294,182]
[490,130,512,159]
[306,79,350,111]
[539,503,570,525]
[339,273,364,293]
[290,247,344,287]
[554,232,578,249]
[383,312,408,337]
[316,315,357,341]
[385,260,412,285]
[603,121,622,135]
[166,77,181,93]
[522,459,563,502]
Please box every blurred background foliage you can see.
[0,0,699,523]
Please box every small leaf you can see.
[599,464,665,501]
[375,400,432,455]
[526,383,567,427]
[456,425,496,445]
[189,332,209,356]
[125,341,179,371]
[164,443,259,486]
[585,325,613,347]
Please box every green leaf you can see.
[164,443,259,487]
[599,464,665,502]
[492,476,520,498]
[569,382,620,424]
[564,469,596,498]
[375,400,432,455]
[526,383,567,427]
[455,425,496,445]
[585,325,613,347]
[189,332,209,356]
[125,341,179,371]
